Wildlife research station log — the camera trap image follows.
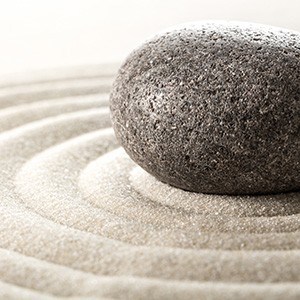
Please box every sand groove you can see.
[0,65,299,299]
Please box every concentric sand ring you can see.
[0,65,299,299]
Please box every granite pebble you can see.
[110,21,300,195]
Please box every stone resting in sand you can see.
[0,21,299,300]
[110,21,300,195]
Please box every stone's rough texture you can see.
[110,21,300,195]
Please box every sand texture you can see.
[0,65,299,299]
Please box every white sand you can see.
[0,65,299,299]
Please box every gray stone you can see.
[110,21,300,195]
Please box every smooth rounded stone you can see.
[110,21,300,195]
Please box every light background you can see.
[0,0,299,76]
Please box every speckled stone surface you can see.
[110,21,300,195]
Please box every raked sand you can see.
[0,64,299,299]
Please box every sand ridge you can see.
[0,65,299,299]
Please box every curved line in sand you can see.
[0,65,298,299]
